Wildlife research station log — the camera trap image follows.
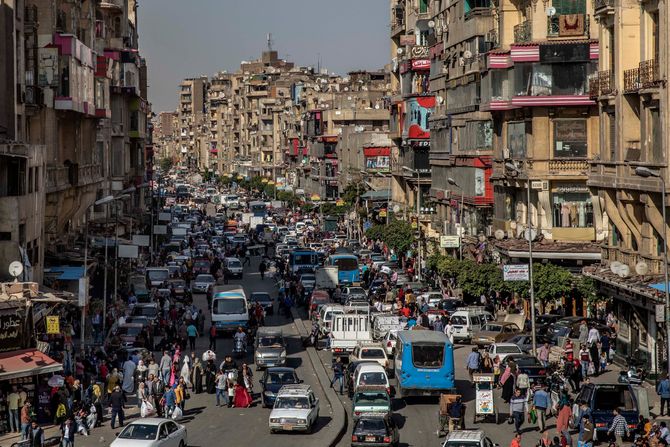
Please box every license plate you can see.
[365,436,376,442]
[282,424,293,430]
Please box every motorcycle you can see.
[618,367,646,385]
[233,336,247,359]
[547,370,569,416]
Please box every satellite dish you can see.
[609,261,622,275]
[546,6,556,16]
[375,104,380,109]
[463,50,473,59]
[494,229,505,240]
[396,48,404,55]
[436,96,444,105]
[635,261,649,275]
[8,261,23,281]
[393,205,401,213]
[618,264,631,278]
[524,228,537,242]
[428,20,436,28]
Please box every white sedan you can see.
[487,342,523,361]
[111,418,187,447]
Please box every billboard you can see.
[503,264,530,281]
[403,97,435,140]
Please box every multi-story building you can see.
[584,0,669,371]
[177,76,207,169]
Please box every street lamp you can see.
[448,178,465,260]
[634,166,670,374]
[505,162,537,356]
[402,166,422,281]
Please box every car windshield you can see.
[359,372,386,386]
[348,288,365,295]
[293,254,316,265]
[251,294,271,302]
[513,356,542,367]
[483,324,503,332]
[133,306,157,318]
[118,424,158,440]
[361,349,386,359]
[333,257,358,270]
[354,392,389,405]
[147,270,168,281]
[259,336,283,347]
[353,418,387,435]
[275,396,310,409]
[228,260,242,268]
[445,442,483,447]
[497,346,522,353]
[266,372,297,385]
[411,343,445,370]
[213,298,246,315]
[117,326,142,337]
[301,275,316,282]
[196,275,214,282]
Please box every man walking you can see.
[466,347,481,382]
[532,385,549,432]
[658,374,670,416]
[61,417,75,447]
[209,325,217,351]
[109,385,125,430]
[159,351,172,385]
[187,322,198,352]
[509,388,527,434]
[20,402,32,440]
[29,420,44,447]
[330,357,345,395]
[7,386,20,433]
[607,408,629,446]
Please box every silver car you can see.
[193,274,216,293]
[255,328,287,369]
[269,385,320,433]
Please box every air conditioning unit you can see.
[502,147,510,159]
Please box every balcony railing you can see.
[639,59,661,88]
[594,0,615,12]
[548,160,590,171]
[598,70,614,95]
[514,20,532,43]
[97,0,123,12]
[623,67,640,93]
[588,74,600,99]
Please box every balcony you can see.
[623,67,640,93]
[588,70,614,98]
[639,59,661,88]
[548,159,590,171]
[547,14,590,38]
[46,163,102,193]
[514,20,532,43]
[593,0,615,15]
[97,0,123,13]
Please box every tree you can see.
[159,157,173,172]
[383,219,414,255]
[533,263,574,311]
[365,224,386,241]
[341,181,366,206]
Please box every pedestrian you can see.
[538,343,550,368]
[209,325,217,350]
[580,417,594,447]
[533,385,550,432]
[658,374,670,416]
[163,385,176,417]
[7,386,20,433]
[330,357,345,395]
[510,431,522,447]
[20,402,32,440]
[122,357,136,394]
[509,388,527,433]
[159,351,172,386]
[109,385,125,429]
[60,417,75,447]
[215,370,228,407]
[29,420,44,447]
[187,322,198,351]
[556,402,573,447]
[259,260,267,280]
[579,344,591,378]
[578,321,588,345]
[466,347,481,382]
[191,357,204,394]
[607,408,630,446]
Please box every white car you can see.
[383,330,398,356]
[111,418,187,447]
[349,342,390,370]
[269,384,320,433]
[442,430,495,447]
[225,257,244,278]
[487,342,523,361]
[192,274,216,293]
[300,273,316,290]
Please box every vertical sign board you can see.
[440,235,460,248]
[118,245,139,259]
[46,316,60,334]
[132,235,151,247]
[78,277,89,307]
[503,264,530,281]
[0,308,25,352]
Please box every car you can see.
[166,278,188,299]
[440,430,495,447]
[437,299,466,314]
[131,303,159,320]
[345,360,378,397]
[352,363,391,397]
[576,383,639,441]
[269,384,320,433]
[486,342,523,361]
[249,292,274,315]
[506,334,535,353]
[342,287,367,303]
[472,322,521,346]
[225,257,244,278]
[300,273,317,289]
[382,330,398,356]
[502,354,548,384]
[349,343,390,370]
[352,387,392,419]
[308,290,331,314]
[255,327,287,369]
[110,418,187,447]
[420,291,445,308]
[370,255,386,268]
[192,274,216,293]
[351,414,399,447]
[261,367,301,408]
[231,235,248,246]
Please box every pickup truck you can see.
[330,313,372,355]
[315,266,338,290]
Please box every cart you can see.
[437,393,464,437]
[472,373,499,424]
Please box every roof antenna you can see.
[267,33,274,51]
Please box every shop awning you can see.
[361,189,391,200]
[44,266,84,280]
[0,349,62,381]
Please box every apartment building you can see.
[583,0,669,372]
[390,0,436,231]
[177,76,208,169]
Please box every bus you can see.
[394,331,455,398]
[328,254,360,285]
[211,286,249,333]
[249,201,268,217]
[289,249,319,274]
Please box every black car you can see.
[351,414,399,447]
[503,354,548,384]
[249,292,274,315]
[260,367,301,407]
[345,360,378,397]
[577,383,639,441]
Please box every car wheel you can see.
[179,441,185,447]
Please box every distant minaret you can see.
[267,33,274,51]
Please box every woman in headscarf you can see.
[500,361,517,403]
[191,357,204,394]
[233,373,252,408]
[205,359,217,394]
[180,355,191,388]
[136,360,148,384]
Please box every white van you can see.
[318,304,345,335]
[449,307,493,342]
[353,363,391,395]
[211,286,249,333]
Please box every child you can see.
[227,381,235,408]
[600,351,607,373]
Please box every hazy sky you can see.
[139,0,390,112]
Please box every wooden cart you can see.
[437,393,465,437]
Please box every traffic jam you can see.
[126,167,650,447]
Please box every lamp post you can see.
[448,178,465,260]
[113,190,133,310]
[505,162,537,356]
[403,166,422,281]
[634,166,670,374]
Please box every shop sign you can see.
[409,46,429,58]
[336,199,345,206]
[0,310,25,352]
[503,264,530,281]
[404,140,431,148]
[440,235,460,248]
[400,35,416,46]
[411,59,431,70]
[656,304,665,323]
[46,316,60,335]
[379,209,388,218]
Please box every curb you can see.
[291,307,347,447]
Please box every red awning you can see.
[364,147,391,157]
[0,349,62,380]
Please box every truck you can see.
[211,285,249,333]
[330,313,372,355]
[315,266,339,290]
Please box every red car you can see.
[309,290,331,315]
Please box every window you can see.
[552,186,592,228]
[0,156,27,197]
[419,0,429,13]
[412,343,444,368]
[507,121,527,158]
[552,0,586,14]
[649,108,662,162]
[166,421,179,434]
[459,121,492,152]
[514,62,593,96]
[554,119,587,158]
[28,167,34,193]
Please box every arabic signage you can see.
[411,59,431,70]
[409,46,429,58]
[400,35,416,46]
[0,310,25,352]
[440,235,460,248]
[503,264,530,281]
[46,316,60,335]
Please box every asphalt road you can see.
[78,258,336,447]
